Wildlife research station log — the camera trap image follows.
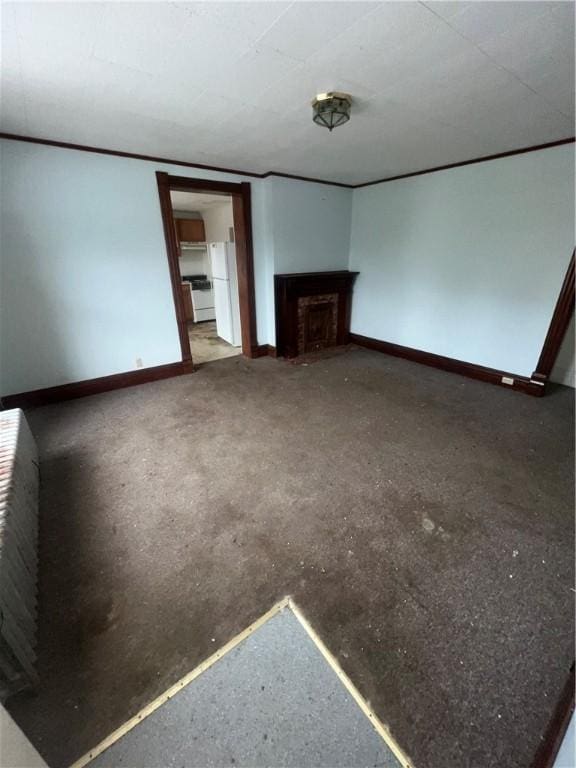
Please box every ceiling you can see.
[1,1,574,185]
[170,191,231,212]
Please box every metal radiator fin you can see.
[0,408,39,701]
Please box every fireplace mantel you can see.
[274,270,359,358]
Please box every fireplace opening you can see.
[298,294,338,354]
[274,271,358,358]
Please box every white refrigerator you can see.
[209,242,242,347]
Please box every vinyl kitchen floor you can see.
[189,320,241,365]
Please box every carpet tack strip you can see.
[288,598,414,768]
[69,596,290,768]
[69,595,413,768]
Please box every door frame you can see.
[156,171,258,362]
[532,249,575,385]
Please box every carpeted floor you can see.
[89,606,402,768]
[7,347,575,768]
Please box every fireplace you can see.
[274,271,358,358]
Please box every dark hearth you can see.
[274,271,358,358]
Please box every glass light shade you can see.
[312,93,352,132]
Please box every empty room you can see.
[0,2,574,768]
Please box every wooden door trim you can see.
[156,172,192,362]
[532,250,575,384]
[233,183,258,357]
[156,172,259,361]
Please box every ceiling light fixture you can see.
[312,92,352,132]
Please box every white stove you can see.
[192,286,215,322]
[183,275,215,322]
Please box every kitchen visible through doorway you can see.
[170,190,242,366]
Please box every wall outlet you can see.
[501,376,514,386]
[136,357,144,369]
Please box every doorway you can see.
[532,250,575,390]
[171,190,242,365]
[156,173,258,365]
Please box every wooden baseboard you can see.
[531,663,575,768]
[254,345,278,358]
[349,333,544,396]
[1,360,194,409]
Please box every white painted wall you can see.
[551,313,575,388]
[179,250,209,277]
[554,713,575,768]
[203,201,234,244]
[0,705,48,768]
[172,210,202,220]
[0,141,177,394]
[0,140,353,395]
[251,178,276,347]
[1,139,572,395]
[261,176,352,345]
[349,144,575,378]
[269,177,352,275]
[0,140,273,396]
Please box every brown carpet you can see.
[7,347,575,768]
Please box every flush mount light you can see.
[312,92,352,132]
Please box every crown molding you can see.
[0,132,353,188]
[0,132,573,190]
[354,137,575,188]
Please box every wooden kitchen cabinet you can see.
[181,283,194,322]
[176,218,205,243]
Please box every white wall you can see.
[269,177,352,275]
[203,201,233,244]
[171,210,202,220]
[179,250,209,277]
[254,177,352,345]
[0,706,48,768]
[349,144,575,378]
[554,713,575,768]
[551,313,575,388]
[252,178,276,347]
[0,140,353,395]
[0,140,272,395]
[2,139,572,395]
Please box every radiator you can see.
[0,409,40,701]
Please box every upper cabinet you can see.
[175,218,206,243]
